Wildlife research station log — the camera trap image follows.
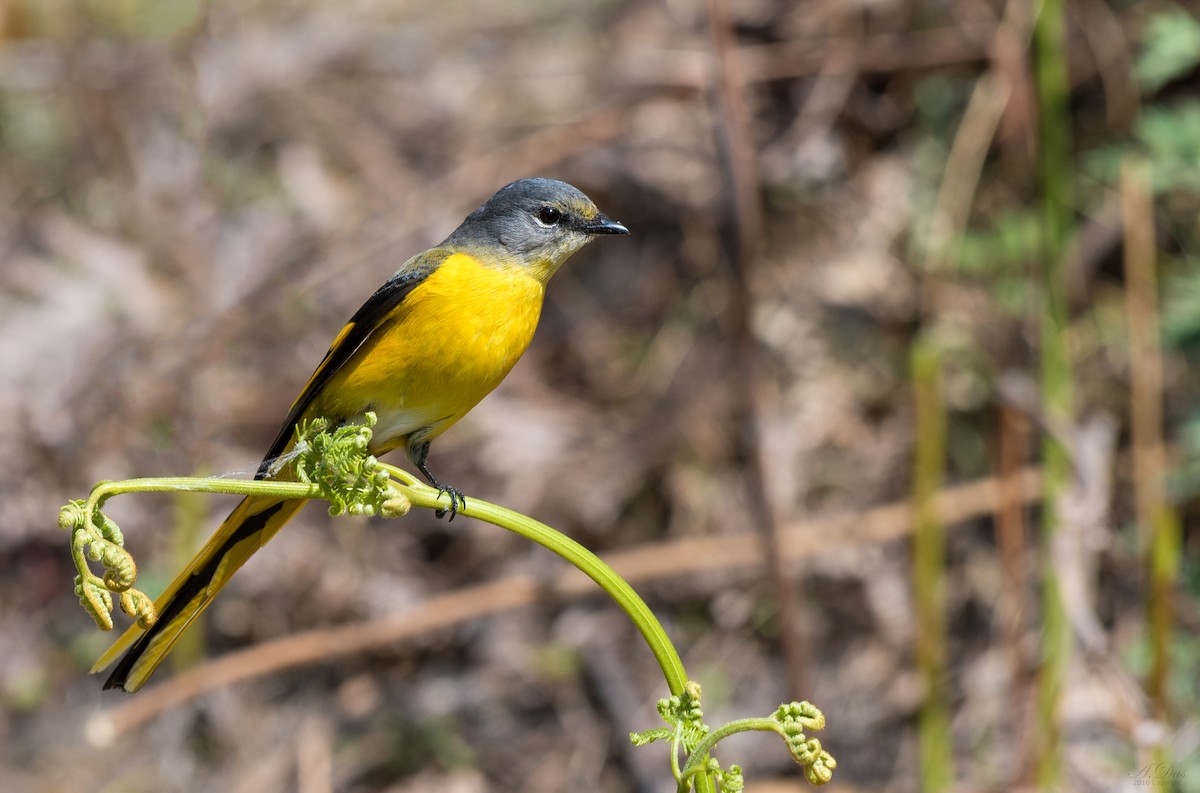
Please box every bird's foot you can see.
[433,485,466,520]
[413,449,466,520]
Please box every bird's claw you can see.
[433,486,466,520]
[413,451,466,520]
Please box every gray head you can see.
[444,178,628,279]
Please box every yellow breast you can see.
[321,252,546,448]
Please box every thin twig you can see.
[995,403,1033,785]
[1121,156,1178,729]
[705,0,807,699]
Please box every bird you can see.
[92,178,629,692]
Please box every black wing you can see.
[256,252,446,475]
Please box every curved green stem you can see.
[671,721,685,780]
[71,477,319,587]
[380,463,690,697]
[679,718,777,781]
[403,476,715,792]
[84,476,322,516]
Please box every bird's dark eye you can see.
[536,206,563,226]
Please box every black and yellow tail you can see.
[91,495,307,692]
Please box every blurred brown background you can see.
[1,0,1198,791]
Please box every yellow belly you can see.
[315,253,546,451]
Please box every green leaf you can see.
[1136,10,1200,93]
[1138,102,1200,193]
[630,727,673,746]
[1162,261,1200,351]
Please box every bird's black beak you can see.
[586,215,630,235]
